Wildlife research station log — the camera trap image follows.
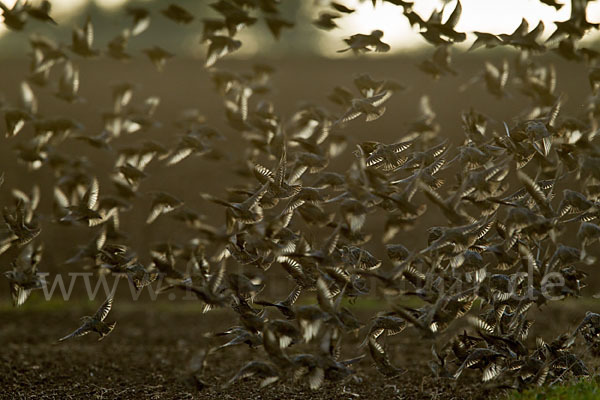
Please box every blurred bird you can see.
[418,45,457,79]
[146,191,184,224]
[330,2,355,13]
[161,4,194,24]
[265,15,294,40]
[55,61,83,103]
[313,12,341,30]
[24,0,56,25]
[338,30,390,53]
[335,90,392,124]
[69,16,100,58]
[469,32,503,51]
[143,46,174,72]
[126,6,151,36]
[0,0,27,30]
[107,29,132,61]
[205,35,242,68]
[3,243,45,306]
[59,177,103,226]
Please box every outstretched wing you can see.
[208,259,226,294]
[10,283,31,307]
[93,295,113,321]
[58,324,91,342]
[85,177,100,210]
[84,15,94,48]
[444,0,462,29]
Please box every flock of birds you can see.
[2,0,600,394]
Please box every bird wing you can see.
[517,170,554,217]
[93,295,113,321]
[84,177,99,210]
[369,90,392,107]
[208,259,226,294]
[444,0,462,29]
[10,283,31,307]
[84,15,94,48]
[58,324,91,342]
[274,146,287,187]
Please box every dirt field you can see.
[1,298,598,400]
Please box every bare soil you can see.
[1,299,599,400]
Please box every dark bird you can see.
[143,46,174,72]
[3,201,41,246]
[418,45,457,79]
[126,261,158,291]
[547,0,599,42]
[201,182,270,232]
[368,336,405,377]
[0,0,27,30]
[469,32,503,51]
[58,295,116,342]
[460,60,509,98]
[161,4,194,24]
[256,285,302,319]
[69,16,100,58]
[126,6,151,36]
[330,2,355,14]
[59,177,103,226]
[420,0,466,45]
[265,15,294,40]
[25,0,56,25]
[3,243,44,306]
[499,19,545,51]
[540,0,564,10]
[55,61,83,103]
[146,191,184,224]
[313,12,341,30]
[205,35,242,68]
[335,90,392,124]
[338,30,390,53]
[107,29,132,61]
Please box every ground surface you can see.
[1,298,599,400]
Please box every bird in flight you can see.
[58,295,116,342]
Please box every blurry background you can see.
[1,0,600,55]
[0,0,599,302]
